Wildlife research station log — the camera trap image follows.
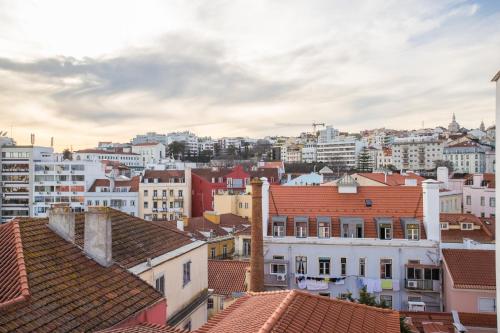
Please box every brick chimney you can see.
[250,177,264,292]
[48,204,75,243]
[84,206,112,267]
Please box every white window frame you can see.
[478,297,496,313]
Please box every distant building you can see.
[167,131,199,157]
[131,142,166,166]
[444,142,487,174]
[392,136,444,171]
[448,113,461,133]
[74,149,142,169]
[301,142,317,163]
[316,136,364,169]
[283,172,323,186]
[131,132,168,145]
[86,176,140,216]
[463,173,495,218]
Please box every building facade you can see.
[74,149,142,169]
[85,176,140,216]
[392,137,444,171]
[316,137,364,168]
[444,144,486,174]
[463,174,495,218]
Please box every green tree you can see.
[433,159,454,173]
[62,148,72,160]
[357,147,372,172]
[168,141,186,160]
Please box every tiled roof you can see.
[440,213,494,243]
[142,170,185,183]
[133,142,162,147]
[208,260,249,295]
[400,311,497,333]
[234,225,251,236]
[0,222,30,310]
[192,168,232,181]
[249,168,279,182]
[442,249,496,289]
[458,312,497,328]
[182,214,249,240]
[268,185,425,239]
[354,172,426,186]
[0,219,164,333]
[88,176,140,192]
[74,209,197,269]
[195,290,400,333]
[98,323,184,333]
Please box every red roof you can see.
[440,213,494,243]
[0,222,30,310]
[400,311,497,333]
[88,176,140,192]
[0,219,164,332]
[268,185,425,239]
[196,290,400,333]
[354,172,426,186]
[142,170,185,183]
[208,260,249,295]
[98,323,184,333]
[182,214,250,240]
[442,249,496,290]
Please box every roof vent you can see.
[365,199,373,207]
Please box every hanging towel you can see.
[306,279,328,291]
[334,278,345,285]
[356,278,364,289]
[373,279,383,293]
[366,279,375,293]
[392,280,400,291]
[298,278,307,289]
[381,279,393,290]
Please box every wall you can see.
[440,193,462,213]
[213,193,252,220]
[207,237,234,259]
[111,299,167,329]
[463,185,495,218]
[443,261,496,313]
[139,177,191,220]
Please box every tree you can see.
[433,159,453,173]
[62,148,72,160]
[399,317,412,333]
[357,147,372,172]
[168,141,186,160]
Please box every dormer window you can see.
[440,222,449,230]
[376,218,392,240]
[461,223,473,230]
[317,216,331,238]
[340,217,363,238]
[272,216,287,237]
[294,216,308,238]
[402,218,420,241]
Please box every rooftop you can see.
[0,218,164,332]
[196,290,400,333]
[354,172,426,186]
[88,176,140,192]
[208,260,249,296]
[440,213,494,243]
[75,149,139,156]
[98,323,184,333]
[442,249,496,290]
[142,170,185,183]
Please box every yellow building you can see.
[213,186,252,221]
[139,169,192,221]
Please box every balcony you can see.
[264,274,288,287]
[405,279,439,292]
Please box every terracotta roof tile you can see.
[142,170,185,183]
[458,312,497,328]
[355,173,426,186]
[268,186,425,239]
[0,219,164,332]
[88,176,140,192]
[440,213,494,243]
[442,249,495,289]
[97,323,184,333]
[208,260,249,295]
[0,222,30,310]
[74,209,197,269]
[400,311,497,332]
[195,290,400,333]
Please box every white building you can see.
[316,136,364,168]
[375,147,393,169]
[198,137,216,154]
[85,176,139,216]
[132,142,166,166]
[33,159,106,217]
[301,143,317,163]
[485,150,496,173]
[0,145,53,223]
[317,126,339,144]
[167,131,199,157]
[74,149,142,169]
[392,136,444,171]
[131,132,168,145]
[463,173,495,218]
[260,177,442,311]
[443,143,486,174]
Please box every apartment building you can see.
[213,189,252,221]
[131,142,166,166]
[375,147,393,169]
[33,159,106,217]
[301,142,317,163]
[139,169,192,221]
[317,125,339,143]
[443,143,487,173]
[74,149,142,169]
[167,131,199,157]
[316,136,364,168]
[85,176,140,216]
[463,173,495,218]
[392,136,444,171]
[198,137,215,154]
[260,176,442,311]
[0,145,53,223]
[131,132,168,145]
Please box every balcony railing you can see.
[264,274,288,287]
[405,279,437,292]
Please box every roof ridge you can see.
[258,290,296,333]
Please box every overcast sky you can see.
[0,0,499,150]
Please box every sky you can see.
[0,0,499,150]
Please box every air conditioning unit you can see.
[276,274,286,281]
[407,280,418,288]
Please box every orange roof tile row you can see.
[440,213,494,243]
[0,222,30,310]
[98,323,185,333]
[208,260,249,296]
[355,172,426,186]
[195,290,400,333]
[268,186,426,239]
[88,176,140,192]
[442,249,496,290]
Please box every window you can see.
[440,222,449,230]
[317,217,331,238]
[270,262,286,274]
[222,244,227,258]
[144,190,148,197]
[490,197,495,207]
[378,222,392,240]
[341,218,363,238]
[210,247,216,259]
[169,189,174,196]
[478,298,496,312]
[408,296,422,302]
[153,190,158,197]
[481,196,485,206]
[207,298,214,309]
[295,217,308,238]
[144,201,148,209]
[380,295,393,308]
[319,258,330,275]
[183,261,191,287]
[461,223,473,230]
[424,268,440,281]
[296,256,307,275]
[239,202,243,209]
[406,224,419,240]
[272,216,286,237]
[219,298,224,310]
[155,274,165,295]
[380,259,392,279]
[466,195,471,205]
[340,258,347,276]
[243,239,251,257]
[178,190,183,197]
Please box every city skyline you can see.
[0,0,499,150]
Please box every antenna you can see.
[30,133,35,145]
[50,137,54,147]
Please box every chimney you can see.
[436,167,449,189]
[422,179,440,242]
[84,206,112,267]
[48,204,75,243]
[250,177,264,292]
[472,174,482,187]
[176,220,184,232]
[261,177,270,238]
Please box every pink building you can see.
[463,173,495,218]
[442,249,496,314]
